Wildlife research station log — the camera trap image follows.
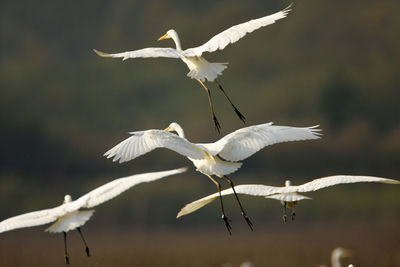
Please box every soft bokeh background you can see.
[1,0,399,266]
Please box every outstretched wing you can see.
[177,184,279,217]
[200,122,321,162]
[294,175,400,193]
[0,205,67,234]
[183,4,291,57]
[104,130,205,163]
[73,168,188,209]
[93,47,183,60]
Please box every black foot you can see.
[233,105,246,123]
[292,212,296,221]
[65,255,70,265]
[222,214,232,235]
[213,115,221,133]
[283,214,287,223]
[85,246,90,257]
[242,212,253,231]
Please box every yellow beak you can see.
[164,126,171,131]
[158,33,168,41]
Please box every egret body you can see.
[104,121,321,233]
[94,5,292,132]
[0,168,187,264]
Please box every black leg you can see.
[63,232,70,265]
[214,80,246,123]
[291,206,296,221]
[223,176,253,231]
[196,79,221,133]
[77,227,90,257]
[282,202,287,223]
[206,174,231,235]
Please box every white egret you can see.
[318,247,354,267]
[93,4,292,132]
[0,167,187,265]
[177,175,399,222]
[104,121,321,233]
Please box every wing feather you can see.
[177,184,279,217]
[93,48,183,60]
[206,122,321,162]
[0,206,66,233]
[294,175,400,193]
[73,168,188,209]
[104,130,205,163]
[183,4,292,57]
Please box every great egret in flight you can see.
[104,121,321,233]
[94,4,292,132]
[177,175,399,222]
[0,168,187,265]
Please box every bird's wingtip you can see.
[175,167,189,174]
[93,49,111,58]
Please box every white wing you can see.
[183,4,291,57]
[177,184,278,217]
[93,48,183,60]
[200,122,321,162]
[104,129,205,163]
[72,167,188,209]
[0,168,187,234]
[0,205,68,233]
[294,175,400,193]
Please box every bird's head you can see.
[63,194,72,204]
[164,122,185,138]
[158,29,178,41]
[331,247,354,265]
[284,180,292,187]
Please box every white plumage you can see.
[0,168,187,234]
[104,122,321,177]
[93,4,291,81]
[177,175,399,218]
[94,5,292,131]
[105,121,320,232]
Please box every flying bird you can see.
[104,121,321,234]
[94,4,292,132]
[177,175,399,222]
[0,168,187,265]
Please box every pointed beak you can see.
[164,126,171,132]
[158,33,168,41]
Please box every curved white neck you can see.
[331,254,342,267]
[175,126,185,138]
[171,34,182,51]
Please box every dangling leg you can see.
[205,174,231,235]
[223,176,253,230]
[214,80,246,123]
[291,206,296,221]
[77,227,90,257]
[63,232,70,265]
[282,202,287,223]
[196,79,221,133]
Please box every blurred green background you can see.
[0,0,399,266]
